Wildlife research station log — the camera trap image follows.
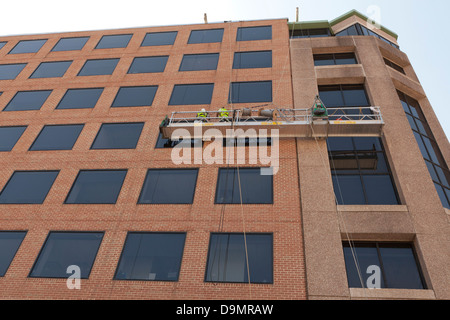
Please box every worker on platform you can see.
[197,108,208,122]
[218,107,229,122]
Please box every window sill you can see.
[337,205,408,212]
[350,288,435,300]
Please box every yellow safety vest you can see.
[197,111,208,118]
[219,108,229,117]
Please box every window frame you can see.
[168,83,214,106]
[313,53,358,66]
[137,168,199,205]
[0,170,59,204]
[51,37,89,52]
[228,81,273,104]
[3,90,52,112]
[127,56,169,74]
[188,28,224,44]
[29,124,84,151]
[204,232,274,284]
[8,39,47,54]
[95,34,133,49]
[111,86,158,108]
[77,58,120,76]
[232,50,272,69]
[328,137,401,205]
[114,232,187,282]
[236,26,272,41]
[141,31,178,46]
[29,60,72,79]
[28,231,104,279]
[90,122,144,150]
[179,53,220,71]
[56,87,104,110]
[64,169,128,205]
[342,241,427,290]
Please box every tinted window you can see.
[215,168,273,204]
[0,63,27,80]
[78,58,119,76]
[95,34,132,49]
[205,233,273,284]
[56,88,104,110]
[91,123,144,149]
[343,242,425,289]
[188,29,224,44]
[29,124,84,151]
[112,86,157,107]
[0,42,6,50]
[115,233,186,281]
[9,39,47,54]
[169,84,214,105]
[127,56,168,74]
[65,170,127,204]
[237,26,272,41]
[138,169,198,204]
[155,133,202,149]
[0,232,26,277]
[291,28,331,38]
[51,37,89,52]
[29,232,103,278]
[398,91,450,208]
[179,53,219,71]
[141,31,177,46]
[0,171,59,204]
[229,81,272,103]
[4,90,52,111]
[29,61,72,79]
[0,126,27,151]
[384,58,405,74]
[233,51,272,69]
[328,137,400,205]
[314,53,357,66]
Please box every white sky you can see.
[1,0,449,139]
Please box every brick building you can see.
[0,10,448,300]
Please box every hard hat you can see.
[201,108,206,112]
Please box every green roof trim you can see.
[288,9,398,40]
[330,9,398,40]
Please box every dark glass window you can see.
[77,58,119,76]
[29,232,103,279]
[215,168,273,204]
[233,51,272,69]
[65,170,127,204]
[91,123,144,150]
[398,91,450,208]
[138,169,198,204]
[29,61,72,79]
[29,124,84,151]
[0,231,27,277]
[95,34,132,49]
[51,37,89,52]
[188,29,224,44]
[115,232,186,281]
[318,84,370,119]
[314,53,357,66]
[127,56,168,74]
[56,88,104,110]
[9,39,47,54]
[0,126,27,151]
[0,42,6,50]
[111,86,157,108]
[223,137,272,147]
[343,242,426,289]
[291,28,331,38]
[328,137,400,205]
[155,133,202,149]
[205,233,273,284]
[4,90,52,111]
[0,171,59,204]
[169,84,214,105]
[179,53,219,71]
[336,23,400,49]
[237,26,272,41]
[0,63,27,80]
[229,81,272,104]
[384,58,405,74]
[141,31,177,46]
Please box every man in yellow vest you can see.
[197,108,208,122]
[218,107,229,122]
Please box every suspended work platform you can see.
[159,103,384,140]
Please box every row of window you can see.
[0,230,426,289]
[0,80,272,112]
[0,168,272,205]
[0,50,272,81]
[0,26,273,55]
[290,23,400,49]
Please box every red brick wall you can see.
[0,19,306,300]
